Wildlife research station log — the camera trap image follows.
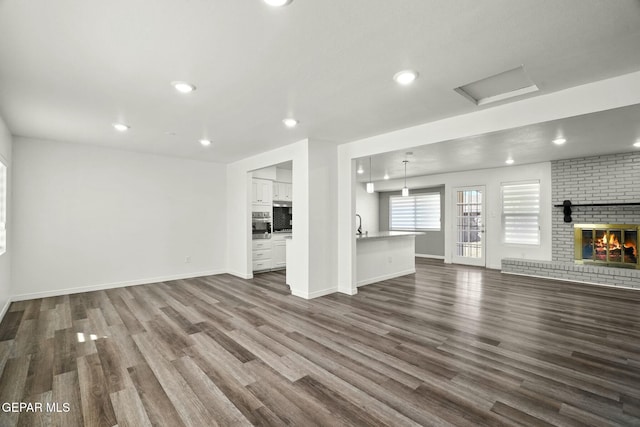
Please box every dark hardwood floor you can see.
[1,258,640,426]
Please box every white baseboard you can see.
[290,289,308,299]
[415,254,445,260]
[291,287,337,300]
[227,270,253,280]
[11,269,227,302]
[0,297,12,323]
[357,268,416,287]
[308,287,338,299]
[501,271,640,291]
[338,286,358,296]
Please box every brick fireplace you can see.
[503,151,640,289]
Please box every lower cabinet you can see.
[272,241,286,269]
[252,235,289,273]
[252,259,272,271]
[252,240,272,272]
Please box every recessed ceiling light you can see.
[199,139,212,147]
[283,118,298,128]
[172,81,196,93]
[505,158,515,165]
[634,141,640,148]
[394,70,419,85]
[384,173,389,180]
[357,166,364,174]
[553,138,567,145]
[113,123,130,132]
[264,0,292,6]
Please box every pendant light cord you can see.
[404,160,407,187]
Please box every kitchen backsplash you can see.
[273,206,293,231]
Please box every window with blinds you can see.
[389,193,441,231]
[0,161,6,255]
[502,181,540,245]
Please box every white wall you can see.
[253,166,293,183]
[0,115,12,318]
[374,162,552,269]
[355,183,379,234]
[276,167,292,183]
[308,141,338,297]
[252,166,277,181]
[12,137,227,299]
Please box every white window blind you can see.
[0,161,6,255]
[502,181,540,245]
[390,193,441,231]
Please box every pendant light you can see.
[366,157,374,193]
[402,160,409,197]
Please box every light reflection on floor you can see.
[454,269,484,329]
[76,332,107,342]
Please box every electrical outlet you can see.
[388,256,393,263]
[185,256,191,264]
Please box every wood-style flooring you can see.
[1,258,640,426]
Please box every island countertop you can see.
[356,231,424,240]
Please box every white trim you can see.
[292,286,337,300]
[501,271,640,291]
[227,270,253,280]
[476,84,539,106]
[415,254,445,260]
[308,287,338,298]
[11,269,226,301]
[291,289,308,299]
[0,297,12,323]
[357,268,416,287]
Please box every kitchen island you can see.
[356,231,424,287]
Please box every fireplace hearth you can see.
[574,224,639,269]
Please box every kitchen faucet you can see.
[355,214,363,236]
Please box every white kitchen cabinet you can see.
[284,183,292,201]
[253,248,272,260]
[252,240,272,272]
[252,240,272,251]
[252,178,272,206]
[252,259,272,272]
[272,240,286,269]
[252,180,258,204]
[273,181,292,202]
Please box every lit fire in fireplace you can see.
[625,238,638,257]
[576,224,639,268]
[596,233,638,256]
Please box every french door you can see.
[452,186,486,267]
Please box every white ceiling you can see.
[355,104,640,182]
[1,1,640,163]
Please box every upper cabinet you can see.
[273,181,292,202]
[252,178,272,206]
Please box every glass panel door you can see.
[452,187,486,267]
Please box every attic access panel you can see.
[455,65,539,106]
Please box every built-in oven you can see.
[252,212,272,239]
